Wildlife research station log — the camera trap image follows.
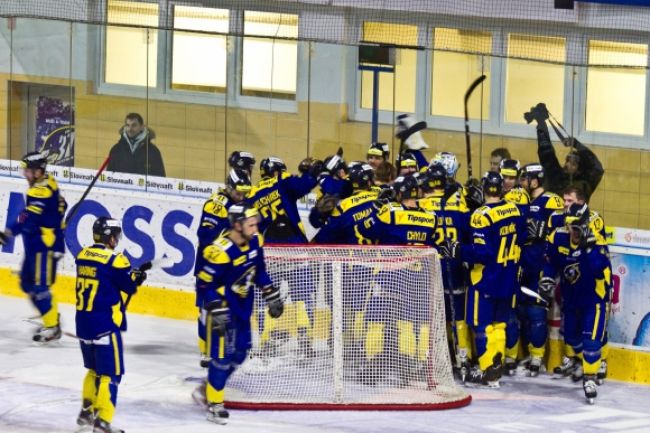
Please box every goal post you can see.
[226,245,471,410]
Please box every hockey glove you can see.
[538,277,556,305]
[130,269,147,286]
[526,218,546,242]
[262,285,284,319]
[308,159,325,178]
[439,239,461,260]
[0,231,8,246]
[207,302,230,335]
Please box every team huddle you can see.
[0,112,610,430]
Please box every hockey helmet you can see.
[225,168,252,194]
[481,171,503,196]
[422,163,446,192]
[396,151,418,171]
[367,142,390,159]
[499,159,521,178]
[348,162,374,190]
[228,151,256,174]
[393,174,420,200]
[260,157,287,179]
[520,163,544,182]
[227,203,259,226]
[93,217,122,244]
[432,152,459,178]
[20,151,47,171]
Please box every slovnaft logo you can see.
[178,182,184,191]
[138,178,145,187]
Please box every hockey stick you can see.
[463,75,486,179]
[64,155,111,226]
[520,286,549,309]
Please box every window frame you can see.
[96,0,302,113]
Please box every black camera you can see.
[524,103,549,124]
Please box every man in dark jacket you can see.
[107,113,166,177]
[528,103,603,201]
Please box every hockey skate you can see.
[553,356,577,378]
[465,354,501,389]
[571,364,584,382]
[597,360,607,385]
[32,323,61,343]
[207,403,229,425]
[93,418,124,433]
[504,357,517,376]
[528,356,542,377]
[583,374,598,405]
[76,400,95,431]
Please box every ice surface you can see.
[1,295,650,433]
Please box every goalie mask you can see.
[93,217,122,245]
[395,114,429,151]
[432,152,459,179]
[260,157,287,179]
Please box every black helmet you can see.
[260,157,287,179]
[520,163,544,182]
[393,174,420,200]
[422,163,446,192]
[92,217,122,244]
[323,153,347,175]
[225,168,252,194]
[565,203,589,229]
[499,159,521,178]
[227,203,259,226]
[396,151,418,171]
[20,151,47,170]
[228,151,256,174]
[347,162,374,190]
[481,171,503,197]
[367,142,389,159]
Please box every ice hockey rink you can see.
[1,295,650,433]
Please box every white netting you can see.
[226,245,470,410]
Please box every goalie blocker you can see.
[224,245,471,410]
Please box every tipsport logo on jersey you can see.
[0,178,204,291]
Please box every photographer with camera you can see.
[525,103,604,201]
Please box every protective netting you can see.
[226,245,470,410]
[1,0,649,67]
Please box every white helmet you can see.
[431,152,459,178]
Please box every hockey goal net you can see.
[226,245,471,410]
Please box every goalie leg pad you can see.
[397,320,417,358]
[365,322,385,358]
[418,325,430,361]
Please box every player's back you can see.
[314,189,378,244]
[360,202,437,246]
[469,200,523,297]
[75,244,136,340]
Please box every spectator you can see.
[107,113,166,177]
[490,148,511,172]
[528,103,603,201]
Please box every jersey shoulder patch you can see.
[27,185,53,199]
[544,193,564,210]
[112,253,131,269]
[203,242,232,265]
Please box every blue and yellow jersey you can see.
[248,172,317,243]
[196,232,273,320]
[418,190,471,290]
[9,174,67,251]
[354,202,437,246]
[464,200,525,298]
[503,186,530,214]
[74,244,137,340]
[318,175,352,200]
[543,228,611,307]
[195,190,236,276]
[548,209,608,247]
[313,189,378,244]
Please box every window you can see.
[172,6,229,93]
[242,11,298,99]
[360,22,418,113]
[431,28,491,119]
[586,40,647,136]
[105,0,158,87]
[505,34,565,124]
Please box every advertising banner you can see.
[35,96,75,167]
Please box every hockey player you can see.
[194,168,252,367]
[417,163,472,378]
[516,163,564,376]
[195,204,283,423]
[500,159,530,211]
[540,203,610,404]
[313,162,378,245]
[367,142,390,170]
[395,114,429,170]
[0,152,67,342]
[354,174,437,384]
[249,156,318,243]
[74,217,147,433]
[396,151,420,176]
[227,150,256,176]
[441,172,525,387]
[319,149,351,199]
